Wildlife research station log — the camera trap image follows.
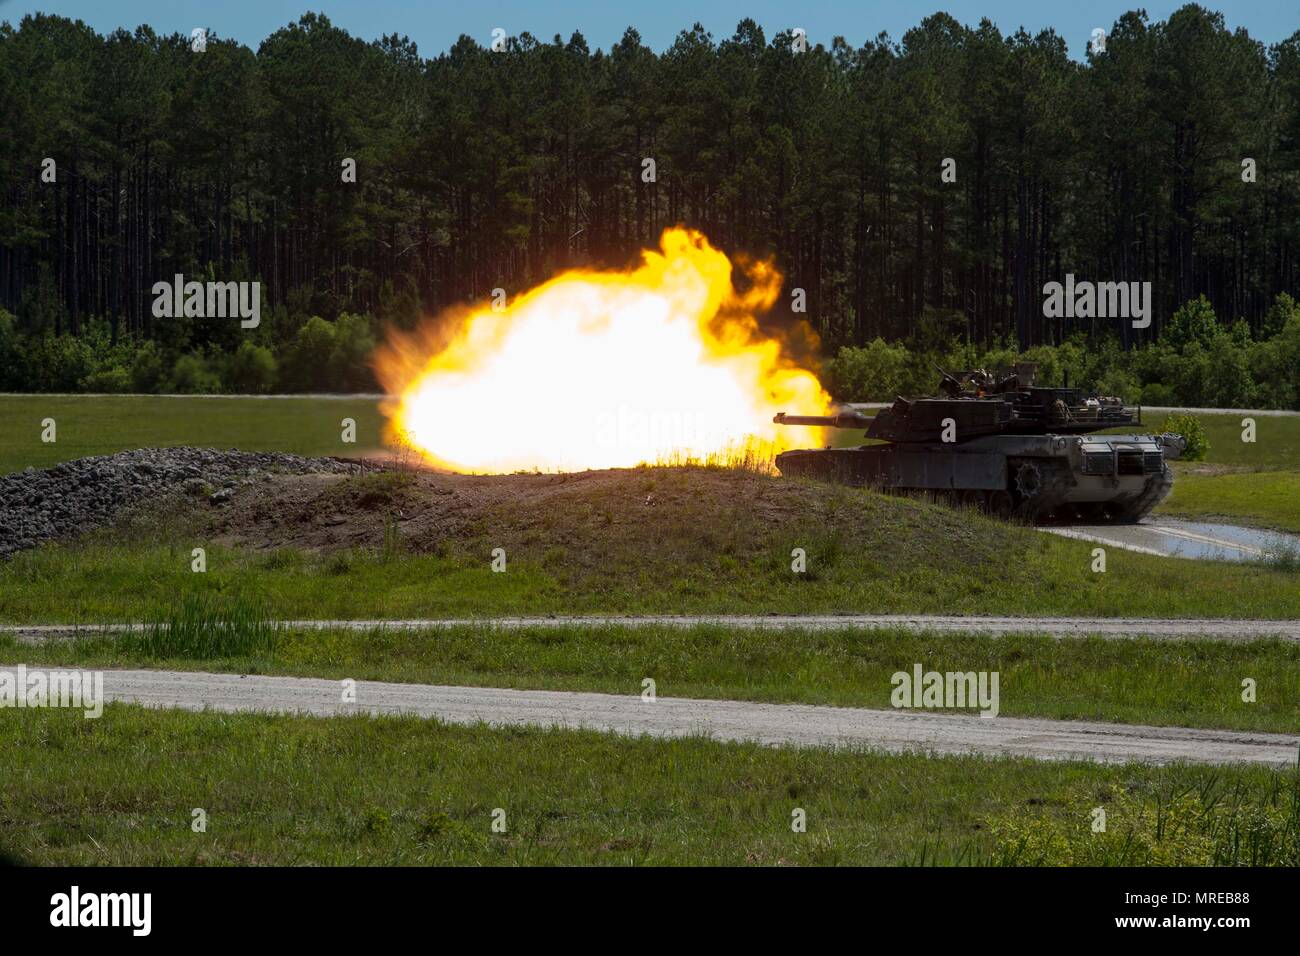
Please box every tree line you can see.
[0,6,1298,396]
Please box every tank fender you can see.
[957,434,1072,457]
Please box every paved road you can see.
[8,614,1300,644]
[15,666,1294,767]
[1041,518,1300,562]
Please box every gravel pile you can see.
[0,447,364,558]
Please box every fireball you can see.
[373,227,831,473]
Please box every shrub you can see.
[377,277,421,331]
[1248,314,1300,409]
[1161,295,1219,351]
[329,312,376,391]
[1130,342,1181,400]
[0,308,17,389]
[1261,292,1300,339]
[1018,345,1063,386]
[167,352,222,394]
[130,341,165,393]
[18,335,95,391]
[1203,333,1253,408]
[1170,340,1211,406]
[1160,413,1208,461]
[1137,381,1176,406]
[1094,367,1138,400]
[826,339,911,401]
[81,365,132,393]
[975,343,1020,376]
[225,340,277,394]
[278,316,336,391]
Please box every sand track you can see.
[10,666,1293,767]
[9,614,1300,644]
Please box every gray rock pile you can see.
[0,447,363,558]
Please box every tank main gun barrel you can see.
[774,411,873,429]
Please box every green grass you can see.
[4,398,1298,542]
[2,498,1299,622]
[0,395,385,474]
[1,704,1295,866]
[123,592,280,658]
[1152,413,1300,470]
[1159,470,1300,534]
[5,398,1293,472]
[985,775,1300,866]
[7,623,1299,733]
[5,396,1296,869]
[1,399,1297,622]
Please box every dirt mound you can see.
[0,448,362,558]
[201,463,1003,574]
[4,447,1021,581]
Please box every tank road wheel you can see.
[1013,461,1043,500]
[1000,460,1052,522]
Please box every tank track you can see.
[1108,465,1174,524]
[776,447,1174,526]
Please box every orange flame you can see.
[373,227,831,473]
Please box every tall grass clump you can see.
[1257,540,1300,573]
[648,436,780,474]
[125,593,280,659]
[988,774,1300,866]
[381,513,405,562]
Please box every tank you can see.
[773,363,1185,523]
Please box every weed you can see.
[124,592,279,659]
[987,774,1300,866]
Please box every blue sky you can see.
[1,0,1294,58]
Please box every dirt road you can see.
[19,666,1295,767]
[8,614,1300,644]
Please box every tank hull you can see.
[775,433,1177,524]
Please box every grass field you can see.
[1,400,1297,641]
[3,396,1296,473]
[2,704,1296,866]
[1158,470,1300,535]
[7,623,1299,733]
[1151,413,1300,470]
[3,479,1300,621]
[3,395,1299,869]
[0,395,385,474]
